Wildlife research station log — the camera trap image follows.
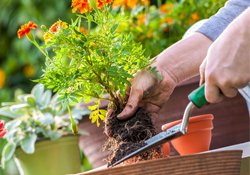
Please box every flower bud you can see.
[71,120,78,135]
[41,25,47,31]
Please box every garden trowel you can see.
[109,84,209,168]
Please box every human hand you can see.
[199,8,250,103]
[117,68,177,123]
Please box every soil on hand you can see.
[104,102,163,167]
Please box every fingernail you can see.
[161,124,166,131]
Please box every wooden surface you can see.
[72,150,242,175]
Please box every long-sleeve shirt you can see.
[196,0,250,41]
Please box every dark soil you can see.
[104,101,163,167]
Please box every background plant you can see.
[0,84,90,170]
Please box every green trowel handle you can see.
[188,84,209,108]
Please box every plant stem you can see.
[157,0,162,7]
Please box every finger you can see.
[104,108,115,137]
[117,88,143,120]
[141,103,161,124]
[199,58,207,86]
[220,86,238,98]
[205,82,224,103]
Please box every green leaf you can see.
[121,78,131,86]
[10,104,29,112]
[5,120,22,131]
[108,72,119,76]
[121,51,131,55]
[107,66,117,71]
[2,142,16,161]
[70,97,78,103]
[121,73,134,78]
[20,133,37,154]
[41,90,52,106]
[25,95,36,107]
[0,107,23,118]
[111,24,119,33]
[31,84,44,101]
[155,74,163,80]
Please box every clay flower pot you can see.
[162,114,214,155]
[162,142,170,157]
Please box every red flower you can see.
[17,21,38,38]
[0,120,6,138]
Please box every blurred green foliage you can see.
[0,0,75,105]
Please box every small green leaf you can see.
[108,72,119,76]
[121,73,134,78]
[2,142,16,161]
[111,24,119,33]
[155,74,163,80]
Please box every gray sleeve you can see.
[196,0,250,41]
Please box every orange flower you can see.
[138,14,147,25]
[161,17,173,25]
[96,0,113,8]
[191,13,199,21]
[43,20,68,44]
[0,68,5,89]
[17,21,37,38]
[181,13,186,18]
[79,27,88,35]
[113,0,147,9]
[23,65,35,78]
[159,3,173,14]
[141,0,150,5]
[72,0,93,14]
[72,0,112,13]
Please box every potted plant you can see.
[0,84,90,175]
[17,0,166,167]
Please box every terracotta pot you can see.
[162,114,214,155]
[162,142,170,157]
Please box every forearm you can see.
[152,33,213,84]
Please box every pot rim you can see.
[162,114,214,131]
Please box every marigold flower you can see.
[23,65,35,78]
[191,13,199,21]
[17,21,38,38]
[161,17,173,25]
[113,0,147,9]
[80,27,88,35]
[43,20,68,44]
[159,3,173,14]
[72,0,92,13]
[0,68,5,89]
[141,0,150,5]
[138,14,147,25]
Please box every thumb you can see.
[117,88,143,120]
[199,58,207,86]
